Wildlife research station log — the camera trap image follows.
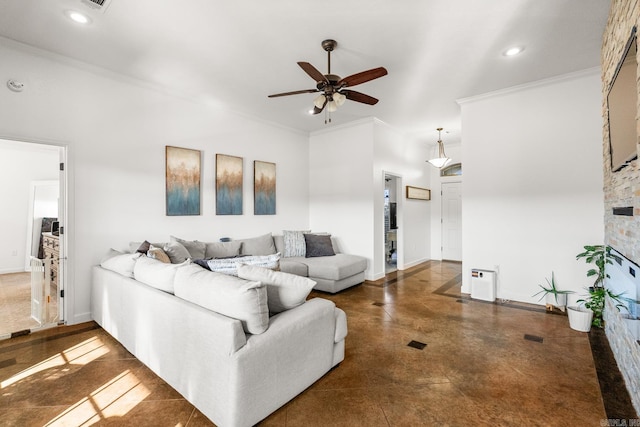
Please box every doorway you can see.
[0,138,66,337]
[384,173,401,274]
[441,181,462,261]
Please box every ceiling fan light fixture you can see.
[314,94,326,109]
[333,92,346,107]
[327,100,338,113]
[427,127,452,169]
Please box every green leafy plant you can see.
[532,272,573,305]
[575,245,612,288]
[576,287,625,328]
[575,245,624,328]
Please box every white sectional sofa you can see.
[91,253,347,427]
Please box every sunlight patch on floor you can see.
[1,335,108,389]
[44,369,151,426]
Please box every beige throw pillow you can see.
[174,264,269,334]
[237,263,315,313]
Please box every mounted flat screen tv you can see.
[608,28,638,172]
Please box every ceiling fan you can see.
[268,39,388,120]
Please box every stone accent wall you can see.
[604,298,640,412]
[603,0,640,416]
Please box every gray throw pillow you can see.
[163,241,192,263]
[170,235,206,259]
[238,233,276,255]
[205,240,243,258]
[304,233,335,258]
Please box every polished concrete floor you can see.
[0,261,621,426]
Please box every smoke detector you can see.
[7,79,24,93]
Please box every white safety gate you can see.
[30,256,54,325]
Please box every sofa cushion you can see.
[204,253,281,276]
[174,264,269,334]
[237,264,315,313]
[100,249,141,278]
[304,233,336,258]
[170,235,207,259]
[163,241,192,264]
[134,256,190,293]
[283,230,309,257]
[279,259,309,277]
[302,254,368,281]
[238,233,277,255]
[205,240,242,258]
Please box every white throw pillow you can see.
[237,263,316,313]
[133,256,190,293]
[100,249,141,278]
[174,264,269,334]
[205,253,280,276]
[283,230,310,257]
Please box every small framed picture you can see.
[406,186,430,200]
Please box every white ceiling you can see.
[0,0,610,144]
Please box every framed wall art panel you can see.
[406,186,431,201]
[165,146,201,216]
[254,161,276,215]
[216,154,243,215]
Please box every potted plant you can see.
[533,272,573,312]
[573,245,625,330]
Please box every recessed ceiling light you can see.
[503,46,524,57]
[66,10,91,24]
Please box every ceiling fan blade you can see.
[268,89,318,98]
[298,62,328,83]
[342,90,379,105]
[339,67,388,87]
[312,97,328,114]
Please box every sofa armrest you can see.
[334,308,347,343]
[225,298,339,426]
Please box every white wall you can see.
[309,120,375,276]
[373,120,431,273]
[0,139,59,273]
[309,118,431,280]
[459,69,604,304]
[0,39,310,324]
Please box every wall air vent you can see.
[80,0,111,13]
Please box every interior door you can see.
[441,182,462,261]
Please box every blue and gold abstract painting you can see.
[166,146,201,216]
[216,154,243,215]
[254,161,276,215]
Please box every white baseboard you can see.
[401,257,430,269]
[71,312,92,325]
[0,267,26,275]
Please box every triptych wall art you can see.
[254,161,276,215]
[216,154,244,215]
[165,146,202,216]
[165,146,276,216]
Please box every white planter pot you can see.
[567,306,593,332]
[545,293,567,308]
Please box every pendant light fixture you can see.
[427,127,452,168]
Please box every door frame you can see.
[1,135,69,332]
[381,171,403,276]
